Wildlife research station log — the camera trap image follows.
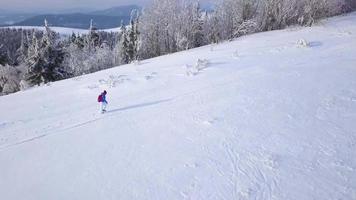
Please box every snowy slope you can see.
[1,13,356,200]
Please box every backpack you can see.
[98,94,103,102]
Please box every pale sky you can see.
[1,0,213,12]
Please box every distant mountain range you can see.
[89,5,141,17]
[0,9,36,26]
[0,4,215,29]
[11,14,130,29]
[0,5,141,29]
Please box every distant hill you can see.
[0,12,36,25]
[1,5,141,29]
[9,13,129,29]
[89,5,141,17]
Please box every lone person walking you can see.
[98,90,108,113]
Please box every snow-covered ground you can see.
[1,13,356,200]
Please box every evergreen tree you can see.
[16,30,28,64]
[25,20,64,85]
[127,10,140,62]
[209,13,221,44]
[134,11,140,61]
[0,55,7,66]
[25,32,42,85]
[113,21,124,65]
[120,26,130,64]
[74,34,85,49]
[86,19,100,52]
[70,32,77,43]
[0,43,7,66]
[192,2,205,48]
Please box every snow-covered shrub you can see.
[177,34,189,51]
[184,64,195,76]
[133,60,141,66]
[296,39,310,47]
[19,79,30,90]
[209,43,218,52]
[185,59,209,76]
[233,50,240,58]
[235,20,258,37]
[99,75,130,88]
[2,80,19,94]
[0,65,20,95]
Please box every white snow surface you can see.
[1,13,356,200]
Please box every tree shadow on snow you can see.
[106,99,172,114]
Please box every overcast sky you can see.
[2,0,213,12]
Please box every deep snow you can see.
[1,13,356,200]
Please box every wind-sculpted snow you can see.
[0,13,356,200]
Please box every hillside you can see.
[0,13,356,200]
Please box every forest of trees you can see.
[1,0,355,95]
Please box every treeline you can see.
[138,0,355,59]
[1,0,355,95]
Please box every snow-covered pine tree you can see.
[134,11,141,61]
[0,55,6,66]
[25,31,43,85]
[70,32,77,44]
[86,19,100,52]
[74,34,85,49]
[120,25,130,64]
[191,2,205,48]
[207,12,221,44]
[126,9,141,63]
[0,42,7,65]
[127,11,136,63]
[112,23,129,65]
[25,20,64,85]
[16,30,28,64]
[113,20,124,65]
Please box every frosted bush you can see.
[196,59,209,70]
[133,60,141,66]
[2,80,18,94]
[19,80,30,90]
[297,39,310,48]
[233,50,240,58]
[0,65,20,94]
[99,75,130,88]
[185,59,209,76]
